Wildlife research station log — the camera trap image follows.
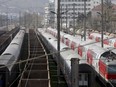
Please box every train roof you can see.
[0,55,15,71]
[111,49,116,54]
[82,43,112,59]
[95,42,113,49]
[42,31,70,51]
[90,32,113,38]
[60,46,80,69]
[109,38,116,42]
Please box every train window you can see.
[103,39,109,45]
[108,65,116,73]
[66,39,70,46]
[61,47,71,51]
[101,51,111,57]
[11,43,19,45]
[101,51,116,60]
[3,53,12,55]
[79,74,82,80]
[54,40,57,41]
[84,74,88,81]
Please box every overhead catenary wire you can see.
[24,32,40,87]
[7,45,115,87]
[1,31,116,86]
[3,29,116,87]
[1,30,116,69]
[24,34,35,87]
[9,30,49,87]
[0,42,116,69]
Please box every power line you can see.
[0,37,116,87]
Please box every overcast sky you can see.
[0,0,48,14]
[0,0,115,14]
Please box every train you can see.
[0,28,25,87]
[0,27,20,54]
[46,27,116,48]
[38,28,116,87]
[37,28,89,87]
[88,32,116,48]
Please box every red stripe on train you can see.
[105,74,116,79]
[114,42,116,48]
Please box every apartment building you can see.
[54,0,101,27]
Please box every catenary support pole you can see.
[57,0,61,87]
[101,0,104,47]
[84,0,87,41]
[66,4,68,33]
[71,58,79,87]
[73,3,75,36]
[60,5,62,31]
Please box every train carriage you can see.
[0,29,25,87]
[38,28,90,87]
[38,28,116,86]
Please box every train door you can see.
[66,38,70,46]
[95,37,100,42]
[99,60,106,78]
[71,41,76,50]
[89,35,93,39]
[79,73,88,87]
[103,39,109,45]
[92,52,98,70]
[87,50,93,65]
[114,41,116,48]
[82,47,86,59]
[62,37,64,43]
[78,45,83,57]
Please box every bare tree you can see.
[103,0,113,32]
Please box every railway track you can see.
[48,55,68,87]
[38,31,68,87]
[18,29,50,87]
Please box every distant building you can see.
[54,0,101,27]
[49,2,55,28]
[44,4,49,27]
[44,2,55,28]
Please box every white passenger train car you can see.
[43,28,116,86]
[38,28,90,87]
[0,29,25,87]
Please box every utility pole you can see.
[84,0,87,41]
[10,15,12,26]
[6,12,8,31]
[0,13,2,27]
[101,0,104,47]
[66,4,68,33]
[73,3,76,36]
[57,0,61,87]
[37,13,39,29]
[71,58,79,87]
[24,12,26,28]
[19,12,21,26]
[60,5,62,31]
